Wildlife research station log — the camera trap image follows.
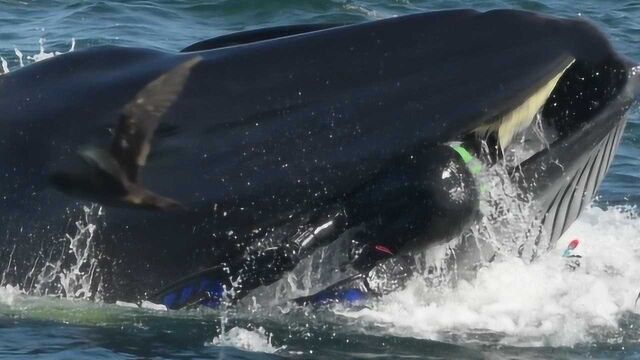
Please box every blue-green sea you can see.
[1,1,640,359]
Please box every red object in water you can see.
[374,244,395,255]
[568,239,580,250]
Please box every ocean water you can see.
[1,0,640,359]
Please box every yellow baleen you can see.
[475,59,576,149]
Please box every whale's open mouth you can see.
[472,56,631,162]
[473,59,576,151]
[470,56,637,252]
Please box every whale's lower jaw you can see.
[532,114,628,255]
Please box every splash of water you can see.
[0,39,104,300]
[28,38,76,62]
[247,140,551,305]
[0,204,105,301]
[209,326,283,354]
[1,37,75,73]
[336,206,640,347]
[58,205,103,300]
[32,205,104,300]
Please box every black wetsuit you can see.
[152,144,480,309]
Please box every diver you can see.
[152,142,485,309]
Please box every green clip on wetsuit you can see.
[452,145,484,176]
[152,144,483,309]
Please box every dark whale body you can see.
[0,9,636,304]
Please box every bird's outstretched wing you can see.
[111,56,201,183]
[50,56,201,211]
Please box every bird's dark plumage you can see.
[52,56,201,210]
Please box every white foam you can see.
[115,300,167,311]
[115,300,139,309]
[336,206,640,347]
[1,204,638,348]
[140,300,167,311]
[209,326,282,354]
[0,285,24,307]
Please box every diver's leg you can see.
[151,211,351,309]
[291,145,480,306]
[292,254,417,306]
[154,144,478,309]
[254,142,478,304]
[292,273,374,306]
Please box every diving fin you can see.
[150,245,301,309]
[149,265,231,310]
[291,273,374,307]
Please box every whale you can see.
[0,9,637,307]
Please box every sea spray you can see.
[1,37,74,74]
[209,326,282,354]
[336,206,640,347]
[32,204,104,300]
[0,39,105,300]
[57,205,103,300]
